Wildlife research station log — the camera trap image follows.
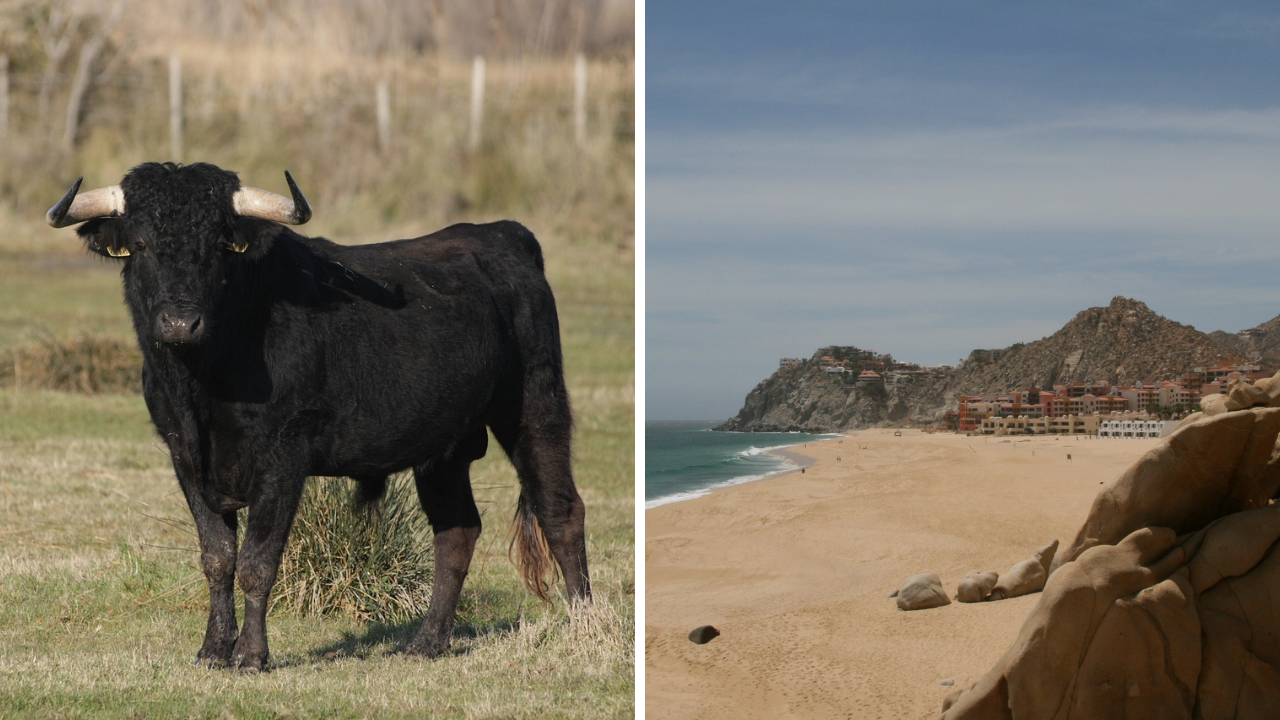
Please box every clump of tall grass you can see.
[270,474,435,622]
[0,334,141,393]
[522,595,632,668]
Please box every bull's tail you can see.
[353,475,388,507]
[507,493,559,603]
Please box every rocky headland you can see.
[719,296,1276,433]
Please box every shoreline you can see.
[645,428,1162,718]
[644,435,838,510]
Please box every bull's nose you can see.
[156,311,205,344]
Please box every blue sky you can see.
[647,1,1280,421]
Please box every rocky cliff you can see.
[716,356,945,433]
[720,297,1252,433]
[1209,311,1280,369]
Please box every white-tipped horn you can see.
[46,179,126,228]
[231,170,311,225]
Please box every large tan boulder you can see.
[941,487,1280,719]
[1199,393,1239,417]
[941,527,1196,719]
[892,572,951,611]
[1050,407,1280,575]
[955,570,999,603]
[987,539,1057,602]
[1226,380,1270,410]
[1262,369,1280,403]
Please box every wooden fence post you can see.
[169,53,183,161]
[574,53,587,146]
[469,55,485,150]
[0,55,8,143]
[376,79,391,154]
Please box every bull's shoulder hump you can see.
[416,221,544,270]
[297,222,545,277]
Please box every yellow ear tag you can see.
[106,245,131,257]
[231,240,249,253]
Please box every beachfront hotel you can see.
[955,362,1266,435]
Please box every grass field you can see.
[0,209,634,717]
[1,9,634,712]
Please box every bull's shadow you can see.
[279,614,522,666]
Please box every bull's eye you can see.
[132,240,147,253]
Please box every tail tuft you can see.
[508,494,559,603]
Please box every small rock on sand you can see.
[894,573,951,610]
[688,625,720,644]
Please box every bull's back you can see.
[278,222,557,474]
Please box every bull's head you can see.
[46,162,309,346]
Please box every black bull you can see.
[46,162,590,671]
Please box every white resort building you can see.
[1098,419,1180,439]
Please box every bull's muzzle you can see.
[156,311,206,344]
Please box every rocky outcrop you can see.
[1051,406,1280,574]
[1210,311,1280,370]
[717,355,944,433]
[949,297,1235,395]
[722,297,1247,433]
[940,407,1280,720]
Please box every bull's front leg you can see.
[405,452,483,658]
[229,473,306,672]
[170,447,240,668]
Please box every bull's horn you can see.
[46,178,126,228]
[231,170,311,225]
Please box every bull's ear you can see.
[228,217,282,258]
[76,218,131,259]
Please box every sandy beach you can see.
[645,429,1162,719]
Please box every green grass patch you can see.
[0,390,153,443]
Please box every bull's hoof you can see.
[229,644,270,673]
[229,654,268,673]
[195,638,235,669]
[402,637,450,659]
[193,654,229,670]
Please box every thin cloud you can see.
[647,3,1280,420]
[650,109,1280,237]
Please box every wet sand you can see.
[644,429,1159,719]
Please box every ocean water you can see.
[645,421,838,508]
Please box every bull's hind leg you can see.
[491,400,591,603]
[404,428,487,658]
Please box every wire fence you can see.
[0,51,632,158]
[0,50,635,233]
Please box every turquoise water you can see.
[645,421,838,508]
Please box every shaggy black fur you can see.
[68,162,590,671]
